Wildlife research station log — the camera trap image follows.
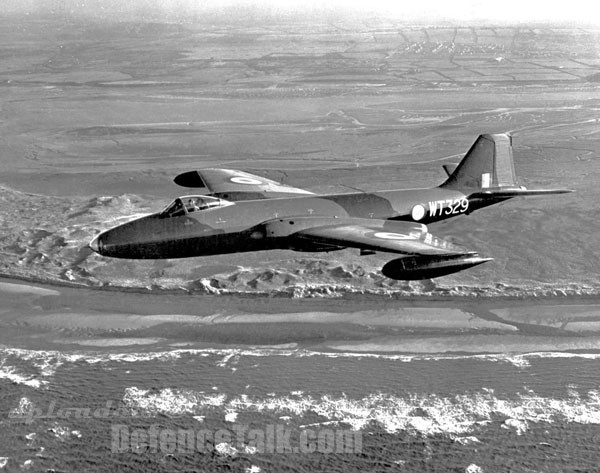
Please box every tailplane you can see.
[440,133,571,196]
[440,133,517,190]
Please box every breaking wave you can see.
[122,386,600,436]
[6,345,600,389]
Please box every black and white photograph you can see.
[1,0,599,471]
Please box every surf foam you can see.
[7,345,600,379]
[122,386,600,437]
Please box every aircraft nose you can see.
[86,216,160,258]
[89,234,103,254]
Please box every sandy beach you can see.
[3,277,600,353]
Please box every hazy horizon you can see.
[1,0,598,26]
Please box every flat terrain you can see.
[1,14,600,472]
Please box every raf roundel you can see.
[373,232,414,240]
[411,204,426,221]
[230,176,264,185]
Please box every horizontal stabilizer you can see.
[441,134,573,202]
[471,188,573,199]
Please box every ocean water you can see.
[3,345,600,472]
[2,279,600,472]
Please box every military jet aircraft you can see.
[89,133,570,280]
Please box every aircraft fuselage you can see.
[90,187,504,259]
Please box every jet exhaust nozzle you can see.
[381,253,492,280]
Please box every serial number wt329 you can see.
[428,197,469,218]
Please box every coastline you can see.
[3,275,600,356]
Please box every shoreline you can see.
[3,274,600,357]
[1,273,599,303]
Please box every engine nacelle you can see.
[381,253,492,280]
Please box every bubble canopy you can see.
[159,195,233,218]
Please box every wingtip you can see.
[173,170,207,188]
[548,189,574,194]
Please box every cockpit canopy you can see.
[159,195,233,218]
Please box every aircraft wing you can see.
[173,169,313,200]
[269,218,469,256]
[281,218,492,279]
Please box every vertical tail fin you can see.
[440,133,518,190]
